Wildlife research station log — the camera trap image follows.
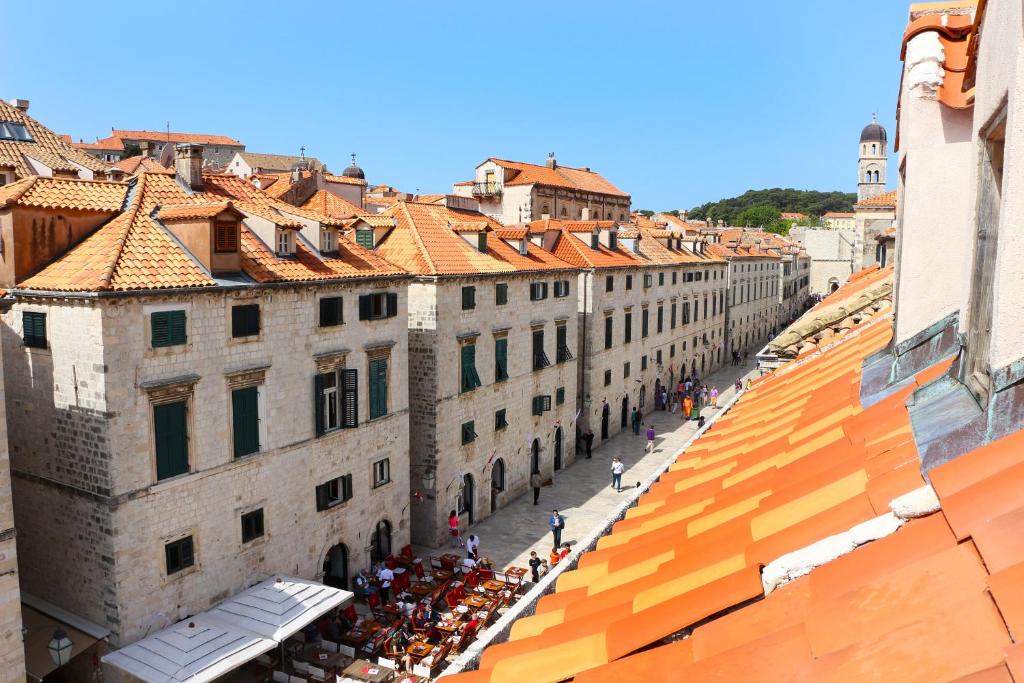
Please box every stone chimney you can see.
[546,152,557,170]
[581,206,591,220]
[681,210,688,220]
[175,143,204,191]
[105,168,127,182]
[8,99,29,113]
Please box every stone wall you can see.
[0,325,24,681]
[725,257,784,356]
[408,274,579,547]
[3,279,411,646]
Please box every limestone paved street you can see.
[414,357,763,571]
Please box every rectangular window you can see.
[154,400,189,480]
[231,386,260,458]
[671,303,677,329]
[624,312,632,343]
[460,344,482,392]
[557,324,573,362]
[495,337,509,382]
[670,344,675,358]
[319,297,343,327]
[355,229,374,249]
[241,509,265,543]
[555,387,565,405]
[462,286,476,310]
[644,273,653,288]
[315,474,353,511]
[529,282,549,301]
[672,272,678,285]
[658,272,665,286]
[626,275,633,290]
[703,298,708,319]
[641,355,648,371]
[495,283,508,306]
[372,458,390,487]
[22,311,47,349]
[604,316,613,350]
[603,369,612,386]
[696,271,703,281]
[165,536,194,575]
[368,357,388,419]
[461,421,477,445]
[315,368,358,435]
[624,361,631,378]
[151,310,187,348]
[657,306,664,334]
[532,395,552,416]
[712,295,717,317]
[657,349,663,365]
[685,272,694,283]
[494,409,508,431]
[554,280,570,298]
[215,220,238,252]
[642,309,649,338]
[683,301,691,324]
[358,292,398,320]
[605,275,614,292]
[533,329,550,370]
[231,303,260,338]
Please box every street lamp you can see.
[421,468,436,491]
[48,628,73,667]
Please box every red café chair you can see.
[367,591,384,617]
[464,570,479,589]
[477,567,494,581]
[414,562,425,580]
[385,555,397,570]
[444,588,463,610]
[393,572,410,595]
[430,556,443,570]
[400,544,414,561]
[343,605,358,624]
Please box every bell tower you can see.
[858,115,888,202]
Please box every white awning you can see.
[103,576,352,683]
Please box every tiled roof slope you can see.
[855,189,898,208]
[110,129,243,146]
[448,313,961,683]
[235,152,323,173]
[0,100,108,178]
[19,171,403,292]
[0,176,128,212]
[900,2,977,109]
[571,426,1024,683]
[488,158,628,197]
[767,266,893,359]
[373,201,579,276]
[111,155,168,175]
[301,189,363,220]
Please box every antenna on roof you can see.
[300,145,306,159]
[166,121,170,142]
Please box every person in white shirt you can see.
[611,458,625,492]
[377,566,394,603]
[466,534,481,560]
[461,556,478,573]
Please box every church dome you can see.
[342,153,365,180]
[860,120,887,143]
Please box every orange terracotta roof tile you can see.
[0,100,109,179]
[900,5,977,109]
[110,129,243,146]
[157,201,238,221]
[301,189,363,220]
[373,201,579,277]
[323,173,367,186]
[855,189,898,207]
[111,155,169,174]
[487,158,628,197]
[0,175,128,212]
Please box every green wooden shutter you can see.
[386,292,398,318]
[154,401,188,480]
[604,317,613,349]
[341,368,359,427]
[358,295,371,320]
[460,345,481,392]
[151,312,170,347]
[232,387,260,458]
[495,338,508,381]
[496,283,507,305]
[369,358,388,419]
[314,374,326,436]
[169,310,186,345]
[315,482,330,511]
[356,229,374,249]
[320,298,342,326]
[23,312,46,348]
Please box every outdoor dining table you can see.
[440,553,461,569]
[296,648,351,675]
[394,674,428,683]
[481,579,506,593]
[341,658,395,683]
[462,594,490,609]
[406,640,434,661]
[435,619,461,636]
[431,569,453,582]
[409,581,433,598]
[340,628,372,648]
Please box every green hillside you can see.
[685,188,856,226]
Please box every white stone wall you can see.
[579,262,728,447]
[725,257,783,356]
[790,227,861,294]
[407,274,579,547]
[0,321,24,681]
[3,280,411,646]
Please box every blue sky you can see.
[1,1,907,209]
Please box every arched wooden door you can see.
[322,543,349,589]
[531,439,540,475]
[600,403,610,440]
[554,427,563,471]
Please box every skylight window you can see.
[0,122,33,142]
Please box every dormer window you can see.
[321,228,337,253]
[276,229,295,256]
[478,233,487,253]
[0,122,32,142]
[608,231,618,252]
[591,233,600,250]
[214,220,239,253]
[356,229,374,249]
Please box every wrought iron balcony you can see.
[471,182,502,197]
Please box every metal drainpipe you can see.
[578,271,589,428]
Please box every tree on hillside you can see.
[684,188,855,226]
[637,209,654,217]
[734,204,780,229]
[122,143,142,158]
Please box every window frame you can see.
[372,458,391,488]
[231,303,261,339]
[319,296,344,327]
[22,311,47,349]
[241,508,265,544]
[165,536,195,576]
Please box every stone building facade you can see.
[0,151,411,667]
[0,311,24,682]
[361,200,580,547]
[455,156,631,226]
[789,225,862,294]
[709,243,783,358]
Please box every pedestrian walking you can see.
[631,407,640,435]
[529,551,542,583]
[584,430,594,459]
[646,425,656,453]
[710,386,719,407]
[611,458,624,492]
[530,471,542,505]
[700,385,709,405]
[448,510,463,549]
[746,378,753,390]
[661,389,669,411]
[683,395,693,420]
[466,533,481,561]
[377,564,394,604]
[549,510,564,548]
